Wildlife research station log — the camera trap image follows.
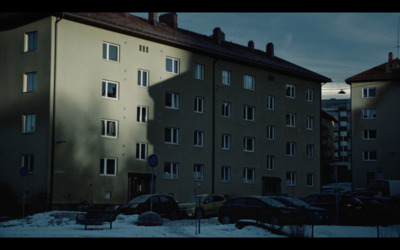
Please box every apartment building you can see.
[346,52,400,189]
[0,13,330,212]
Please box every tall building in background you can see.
[346,52,400,189]
[0,13,330,213]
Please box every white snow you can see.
[0,210,399,238]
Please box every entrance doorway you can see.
[128,173,155,200]
[262,177,281,195]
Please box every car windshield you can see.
[184,195,206,203]
[279,197,310,207]
[258,197,286,208]
[128,195,151,204]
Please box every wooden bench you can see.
[76,210,118,230]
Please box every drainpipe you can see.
[49,14,63,208]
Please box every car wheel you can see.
[219,215,232,224]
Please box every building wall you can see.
[351,81,400,189]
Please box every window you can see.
[363,151,377,161]
[194,130,204,147]
[23,72,36,92]
[193,164,204,181]
[363,87,376,98]
[266,155,275,170]
[286,142,296,156]
[222,70,231,85]
[244,137,255,152]
[102,80,118,99]
[139,45,148,53]
[363,109,377,119]
[243,168,255,183]
[221,166,231,182]
[137,69,148,87]
[164,162,178,179]
[166,57,179,74]
[165,92,179,109]
[286,84,295,98]
[307,116,314,130]
[222,101,231,117]
[306,88,314,102]
[307,173,314,187]
[101,119,118,138]
[25,31,37,52]
[267,95,275,110]
[267,125,275,140]
[244,105,255,121]
[195,64,204,80]
[100,158,117,176]
[243,75,255,90]
[221,134,231,150]
[21,154,34,172]
[286,171,296,186]
[137,106,148,124]
[363,129,377,140]
[136,143,147,160]
[165,127,179,144]
[102,42,119,62]
[194,97,204,113]
[307,144,314,158]
[286,113,296,127]
[22,114,35,133]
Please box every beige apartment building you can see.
[346,52,400,189]
[0,13,330,212]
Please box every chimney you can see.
[248,40,254,49]
[148,12,157,27]
[159,12,178,29]
[266,42,274,58]
[388,52,393,61]
[213,27,225,44]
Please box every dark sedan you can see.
[115,194,180,220]
[218,196,300,225]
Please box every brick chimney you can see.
[148,12,157,27]
[388,52,393,61]
[266,42,274,58]
[159,12,177,29]
[213,27,225,44]
[248,40,254,49]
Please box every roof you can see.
[0,12,331,83]
[345,57,400,84]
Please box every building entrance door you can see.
[262,177,281,195]
[128,173,154,200]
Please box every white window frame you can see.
[222,70,231,85]
[243,168,255,183]
[193,164,204,181]
[24,31,37,52]
[221,134,231,150]
[244,105,255,121]
[363,151,377,161]
[137,106,148,124]
[286,84,296,98]
[307,144,314,158]
[102,42,119,62]
[101,119,118,138]
[195,63,204,80]
[165,127,179,144]
[136,143,147,160]
[307,173,315,187]
[102,80,118,100]
[286,113,296,127]
[266,155,275,171]
[194,97,204,113]
[165,92,180,109]
[362,87,376,98]
[286,142,296,156]
[166,57,179,74]
[194,130,204,147]
[244,136,255,152]
[164,162,178,179]
[21,154,34,173]
[22,113,35,133]
[286,171,296,186]
[307,116,314,130]
[100,157,117,176]
[306,88,314,102]
[363,129,377,140]
[137,69,149,87]
[243,75,255,90]
[222,101,231,118]
[221,166,231,182]
[23,72,36,92]
[267,95,275,110]
[267,125,275,140]
[363,109,377,119]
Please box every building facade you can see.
[0,13,330,212]
[346,52,400,189]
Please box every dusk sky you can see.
[132,12,400,99]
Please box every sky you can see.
[132,12,400,99]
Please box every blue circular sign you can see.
[148,154,158,168]
[20,167,29,176]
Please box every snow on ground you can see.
[0,210,399,238]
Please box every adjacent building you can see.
[0,12,330,213]
[346,52,400,189]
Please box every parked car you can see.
[302,193,364,224]
[115,194,180,220]
[179,194,226,218]
[218,196,300,225]
[267,196,329,224]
